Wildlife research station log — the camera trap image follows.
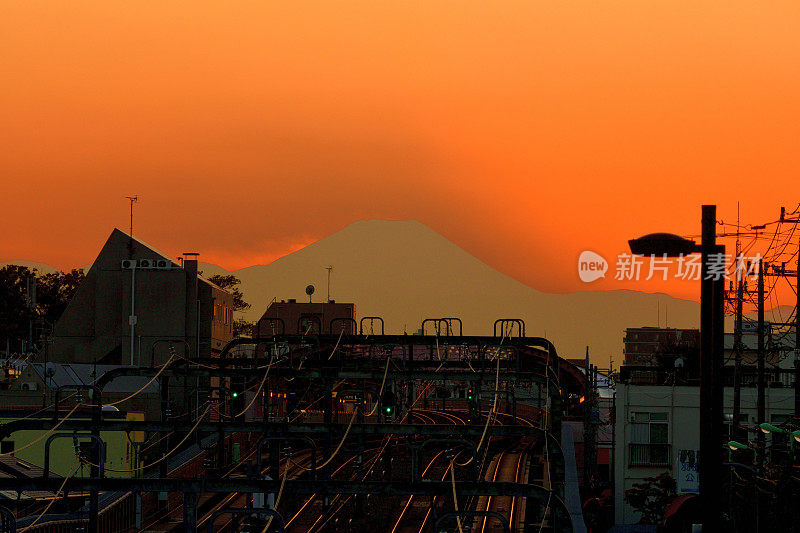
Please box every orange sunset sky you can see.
[1,1,799,303]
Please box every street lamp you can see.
[761,423,800,461]
[628,232,700,257]
[759,423,786,435]
[726,440,758,464]
[628,205,725,533]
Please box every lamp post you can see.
[759,423,797,464]
[629,205,725,532]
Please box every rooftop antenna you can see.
[325,265,333,302]
[305,284,315,303]
[125,195,138,259]
[125,195,139,237]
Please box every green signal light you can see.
[385,407,392,413]
[231,392,239,398]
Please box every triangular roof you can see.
[106,229,226,290]
[52,229,229,338]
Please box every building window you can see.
[299,315,320,334]
[630,412,670,466]
[724,413,749,439]
[771,413,792,426]
[1,441,14,454]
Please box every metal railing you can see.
[629,443,671,467]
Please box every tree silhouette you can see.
[0,265,85,352]
[624,472,677,524]
[206,274,254,337]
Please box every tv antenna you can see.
[125,195,139,236]
[325,265,333,301]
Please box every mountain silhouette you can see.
[198,219,701,361]
[6,220,713,362]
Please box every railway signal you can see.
[230,377,245,416]
[382,390,396,421]
[468,388,479,422]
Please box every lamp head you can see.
[759,423,786,435]
[726,440,751,451]
[628,233,699,257]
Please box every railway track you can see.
[144,395,547,532]
[315,408,465,532]
[476,448,527,533]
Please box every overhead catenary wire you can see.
[80,404,212,473]
[326,328,344,361]
[0,402,81,458]
[366,355,392,417]
[291,407,359,471]
[449,459,465,533]
[234,350,276,417]
[103,354,176,407]
[260,453,290,533]
[19,457,80,532]
[13,391,79,422]
[60,330,557,531]
[455,347,503,468]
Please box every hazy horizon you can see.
[3,2,799,305]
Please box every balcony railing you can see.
[619,365,798,387]
[629,443,671,467]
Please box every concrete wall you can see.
[256,301,356,336]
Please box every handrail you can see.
[359,317,385,335]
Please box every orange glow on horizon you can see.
[1,1,799,304]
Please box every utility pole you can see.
[26,275,36,352]
[757,259,766,467]
[733,264,744,441]
[794,235,800,533]
[774,210,800,420]
[796,241,800,418]
[699,204,724,533]
[584,347,594,484]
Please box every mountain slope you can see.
[6,220,706,361]
[0,260,60,274]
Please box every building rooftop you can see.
[28,363,159,395]
[0,456,64,500]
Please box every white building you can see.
[613,382,796,525]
